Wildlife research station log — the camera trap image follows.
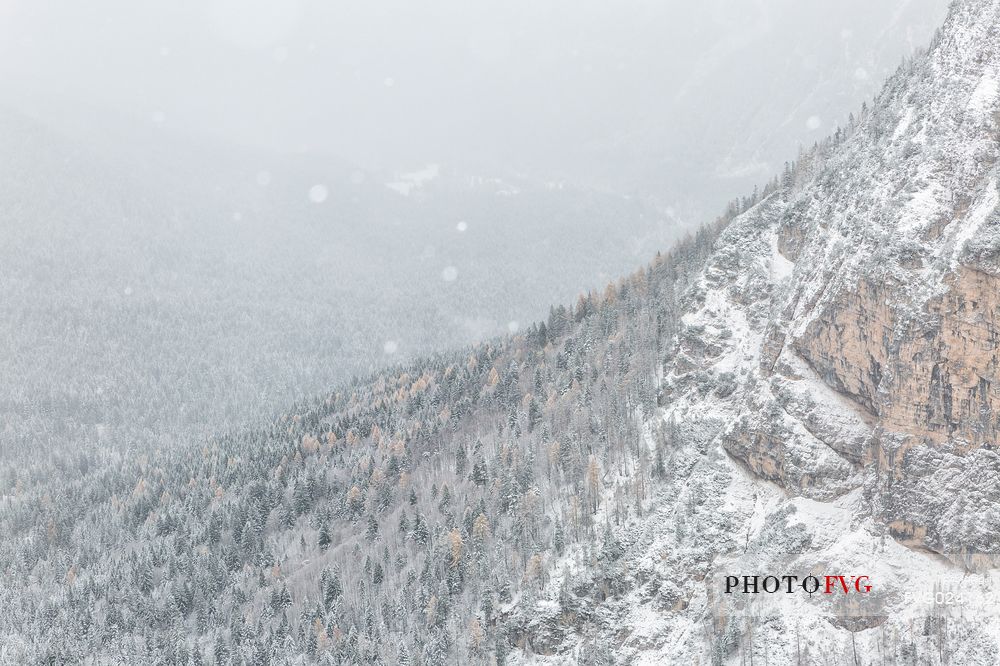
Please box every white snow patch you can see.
[949,178,998,267]
[968,68,999,117]
[780,349,874,439]
[898,181,948,234]
[892,106,915,140]
[788,494,852,534]
[769,231,794,280]
[386,163,440,196]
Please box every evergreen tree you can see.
[318,522,332,551]
[365,515,379,542]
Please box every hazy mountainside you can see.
[6,0,1000,664]
[0,193,731,663]
[0,107,665,457]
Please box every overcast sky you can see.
[0,0,955,452]
[0,0,949,219]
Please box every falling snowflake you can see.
[383,340,398,354]
[806,115,822,130]
[507,321,519,333]
[123,286,133,296]
[151,111,166,125]
[384,77,395,87]
[854,67,869,81]
[456,221,468,232]
[309,185,328,203]
[441,266,458,282]
[233,212,243,221]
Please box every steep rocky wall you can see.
[781,260,1000,558]
[665,0,1000,565]
[793,278,897,417]
[791,265,1000,452]
[885,267,1000,450]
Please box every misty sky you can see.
[0,0,952,446]
[1,0,948,218]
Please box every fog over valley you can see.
[1,0,947,449]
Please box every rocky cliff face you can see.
[686,0,1000,557]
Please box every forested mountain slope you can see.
[0,196,732,662]
[6,0,1000,663]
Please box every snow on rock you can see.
[967,67,999,117]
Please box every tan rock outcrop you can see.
[794,278,897,417]
[793,265,1000,452]
[884,267,1000,450]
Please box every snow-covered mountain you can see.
[508,0,1000,662]
[5,0,1000,663]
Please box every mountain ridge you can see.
[4,0,1000,663]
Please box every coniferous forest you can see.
[0,206,731,663]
